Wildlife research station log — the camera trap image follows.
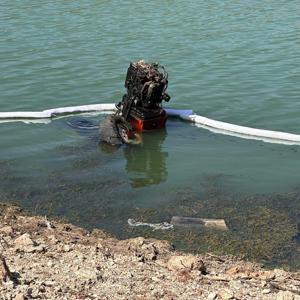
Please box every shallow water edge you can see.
[0,201,299,299]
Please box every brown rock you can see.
[249,270,275,281]
[259,270,276,281]
[176,269,192,282]
[15,293,25,300]
[273,269,288,280]
[126,237,170,256]
[127,238,163,262]
[226,266,240,276]
[167,255,206,273]
[14,233,36,248]
[13,233,44,253]
[0,226,13,235]
[47,235,59,244]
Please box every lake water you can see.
[1,0,299,269]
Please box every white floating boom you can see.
[0,103,300,145]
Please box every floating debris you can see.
[128,218,173,230]
[171,216,228,230]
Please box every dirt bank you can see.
[0,203,299,300]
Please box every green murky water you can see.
[0,0,299,269]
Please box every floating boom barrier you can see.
[0,104,116,120]
[1,103,300,145]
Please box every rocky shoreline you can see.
[0,202,299,300]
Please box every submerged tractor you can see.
[100,60,170,145]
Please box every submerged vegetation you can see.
[0,154,299,270]
[124,187,298,270]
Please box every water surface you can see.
[0,0,299,269]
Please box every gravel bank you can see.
[0,203,299,300]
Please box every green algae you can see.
[0,157,299,270]
[123,204,298,270]
[117,180,299,270]
[0,160,16,181]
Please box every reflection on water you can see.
[98,123,168,188]
[123,129,168,188]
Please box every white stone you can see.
[208,292,217,300]
[262,288,271,294]
[276,291,295,300]
[218,289,234,300]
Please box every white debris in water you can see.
[128,218,174,230]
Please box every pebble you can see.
[208,292,217,300]
[261,280,267,287]
[262,288,271,294]
[276,291,297,300]
[0,226,13,235]
[43,280,55,286]
[226,266,240,275]
[167,255,206,273]
[63,245,71,252]
[151,276,161,282]
[15,293,25,300]
[218,289,234,300]
[47,261,54,267]
[229,280,243,290]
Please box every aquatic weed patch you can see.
[0,158,299,269]
[119,181,299,270]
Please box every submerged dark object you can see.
[99,115,124,145]
[100,60,170,145]
[171,216,228,230]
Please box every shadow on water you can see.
[0,117,299,270]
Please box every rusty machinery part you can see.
[100,61,171,146]
[116,60,170,125]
